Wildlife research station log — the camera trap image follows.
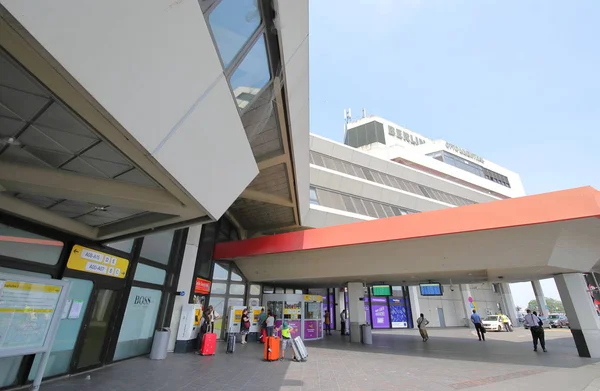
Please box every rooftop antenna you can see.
[362,108,367,118]
[343,108,352,139]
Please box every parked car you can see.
[548,314,569,328]
[524,316,551,329]
[482,315,512,332]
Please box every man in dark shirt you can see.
[470,310,485,341]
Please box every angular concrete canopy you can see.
[214,187,600,286]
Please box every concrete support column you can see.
[167,224,202,351]
[460,284,474,328]
[409,286,421,329]
[555,274,600,358]
[499,283,518,324]
[531,280,548,316]
[334,288,342,331]
[347,282,366,343]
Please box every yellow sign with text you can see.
[67,245,129,279]
[304,295,323,302]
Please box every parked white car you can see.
[482,315,512,332]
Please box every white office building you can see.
[305,115,525,328]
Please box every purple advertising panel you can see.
[304,320,318,339]
[274,319,283,337]
[371,297,390,328]
[287,320,302,339]
[389,297,408,328]
[318,320,323,338]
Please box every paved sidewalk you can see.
[21,328,599,391]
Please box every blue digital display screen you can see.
[420,283,443,296]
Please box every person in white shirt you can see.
[524,309,547,352]
[417,314,430,342]
[265,311,275,337]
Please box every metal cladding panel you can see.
[2,0,224,154]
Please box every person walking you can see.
[240,308,250,344]
[340,309,347,336]
[417,313,429,342]
[501,313,512,332]
[324,310,332,335]
[470,309,485,341]
[524,309,547,352]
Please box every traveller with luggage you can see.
[278,321,299,362]
[240,308,251,344]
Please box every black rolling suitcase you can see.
[226,332,236,354]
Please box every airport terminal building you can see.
[1,1,600,389]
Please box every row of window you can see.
[430,151,511,188]
[311,186,415,219]
[310,151,476,207]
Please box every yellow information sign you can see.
[67,245,129,279]
[304,295,323,302]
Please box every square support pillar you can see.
[555,274,600,358]
[409,286,421,329]
[334,288,342,331]
[532,280,548,316]
[347,282,366,343]
[460,284,475,328]
[499,283,518,324]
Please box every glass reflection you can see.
[230,35,271,110]
[209,0,261,68]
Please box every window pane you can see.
[208,0,261,68]
[230,35,271,110]
[113,287,162,360]
[351,197,368,217]
[275,287,284,294]
[28,278,93,380]
[229,284,246,295]
[250,284,261,295]
[140,230,174,265]
[373,203,386,218]
[294,289,303,294]
[363,200,379,218]
[228,297,244,308]
[382,205,395,218]
[341,195,356,213]
[0,223,63,265]
[211,283,227,294]
[134,263,166,285]
[309,188,319,205]
[213,263,229,280]
[263,286,274,294]
[231,270,243,282]
[105,239,134,254]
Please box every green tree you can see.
[527,298,564,314]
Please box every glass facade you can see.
[429,151,511,188]
[0,223,63,265]
[113,287,163,361]
[310,151,477,207]
[0,216,184,387]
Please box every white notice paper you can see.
[61,300,72,319]
[68,300,84,319]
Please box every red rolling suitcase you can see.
[263,336,280,361]
[200,332,216,356]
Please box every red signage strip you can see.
[194,278,211,294]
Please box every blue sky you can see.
[309,0,599,309]
[309,0,600,196]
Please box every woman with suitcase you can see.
[240,308,251,344]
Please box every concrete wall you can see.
[415,284,501,327]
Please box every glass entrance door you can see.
[74,289,120,370]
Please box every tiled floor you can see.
[25,328,600,391]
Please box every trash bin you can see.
[150,328,170,360]
[361,324,372,345]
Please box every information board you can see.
[0,274,70,358]
[67,245,129,279]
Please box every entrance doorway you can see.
[437,308,446,328]
[73,288,121,370]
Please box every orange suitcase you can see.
[263,336,280,361]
